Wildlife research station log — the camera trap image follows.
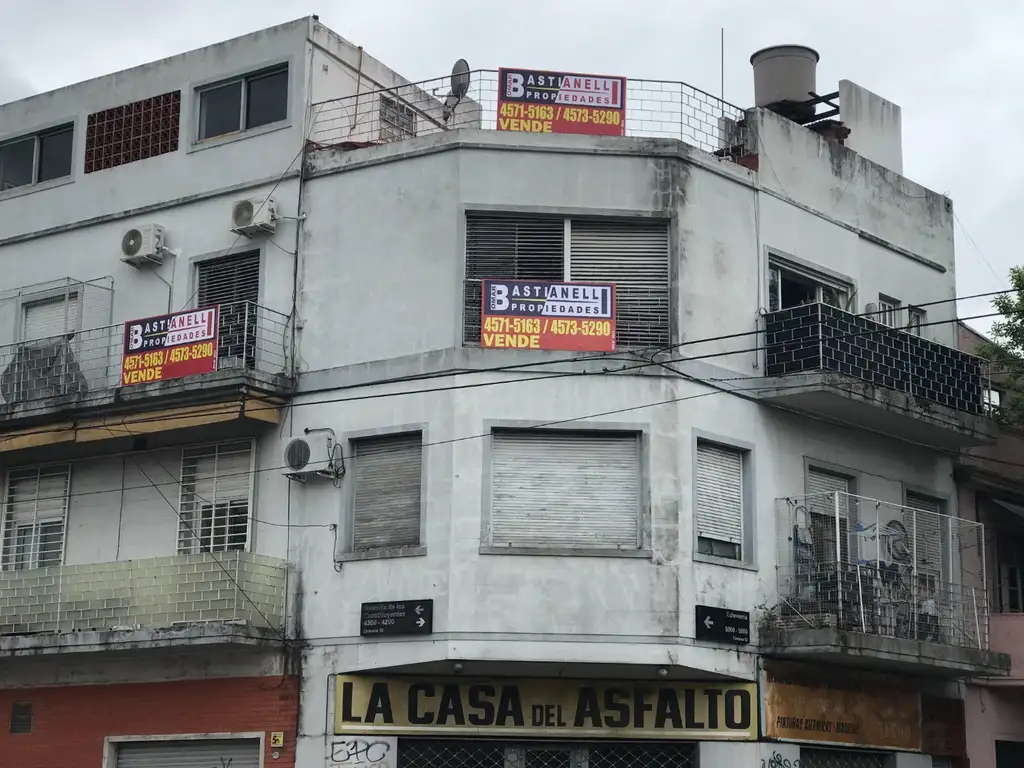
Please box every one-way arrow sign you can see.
[695,604,750,645]
[360,599,434,637]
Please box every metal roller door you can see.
[115,738,260,768]
[800,747,886,768]
[397,739,696,768]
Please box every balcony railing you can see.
[764,303,985,415]
[772,492,988,651]
[0,551,285,637]
[309,69,750,160]
[0,301,290,418]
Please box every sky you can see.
[0,0,1018,336]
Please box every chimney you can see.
[750,45,820,123]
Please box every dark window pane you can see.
[37,127,73,182]
[199,81,242,140]
[245,69,288,129]
[0,138,35,190]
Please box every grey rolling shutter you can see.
[464,215,565,343]
[569,219,670,348]
[695,443,743,545]
[806,468,851,563]
[352,432,422,550]
[905,492,945,581]
[22,295,80,341]
[196,252,260,306]
[115,738,260,768]
[490,430,640,549]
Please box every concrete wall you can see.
[839,80,904,175]
[965,685,1024,768]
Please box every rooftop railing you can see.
[771,492,988,650]
[0,301,290,418]
[309,69,750,158]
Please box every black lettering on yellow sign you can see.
[336,679,754,736]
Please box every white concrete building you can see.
[0,22,1007,768]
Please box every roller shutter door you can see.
[115,738,260,768]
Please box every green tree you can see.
[976,266,1024,425]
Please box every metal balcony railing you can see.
[0,551,285,636]
[0,301,290,417]
[309,69,750,159]
[764,303,986,415]
[772,492,988,650]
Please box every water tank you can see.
[750,45,820,122]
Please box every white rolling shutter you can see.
[490,430,641,549]
[22,294,80,341]
[569,219,670,348]
[352,432,422,550]
[178,441,253,554]
[806,468,852,563]
[695,443,743,545]
[905,491,945,583]
[115,738,260,768]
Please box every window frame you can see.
[338,424,429,562]
[479,419,652,558]
[692,430,756,569]
[767,255,852,313]
[462,210,674,349]
[175,440,256,555]
[379,95,417,140]
[1,463,71,572]
[0,120,76,199]
[189,60,292,151]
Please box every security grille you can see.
[177,441,253,554]
[396,739,696,768]
[800,747,887,768]
[1,464,69,571]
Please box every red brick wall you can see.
[0,675,298,768]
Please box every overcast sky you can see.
[0,1,1017,334]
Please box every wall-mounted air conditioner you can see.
[231,196,278,237]
[120,224,167,266]
[283,435,341,483]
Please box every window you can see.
[177,441,253,554]
[21,292,80,342]
[197,66,288,141]
[350,432,423,552]
[1,465,69,571]
[876,295,900,328]
[197,252,260,368]
[768,261,847,312]
[695,441,746,561]
[9,703,31,734]
[0,124,73,191]
[380,95,416,141]
[905,491,947,597]
[464,214,670,348]
[488,430,642,551]
[805,467,853,564]
[907,306,925,336]
[985,386,1003,415]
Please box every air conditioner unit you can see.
[231,196,278,237]
[120,224,167,266]
[283,436,338,482]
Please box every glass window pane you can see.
[245,69,288,129]
[0,137,35,190]
[37,127,73,182]
[199,81,242,140]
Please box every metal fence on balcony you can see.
[764,303,986,415]
[309,69,750,158]
[0,300,290,417]
[772,492,988,650]
[0,551,285,636]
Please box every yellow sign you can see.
[269,731,284,748]
[335,677,757,740]
[762,661,921,751]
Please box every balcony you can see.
[0,551,286,655]
[763,492,1010,677]
[0,301,292,447]
[308,69,752,164]
[761,303,996,448]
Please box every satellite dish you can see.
[451,58,470,100]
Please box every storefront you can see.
[330,676,758,767]
[761,661,967,768]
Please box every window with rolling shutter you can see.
[21,293,80,341]
[178,441,253,554]
[695,441,744,561]
[569,219,670,348]
[114,738,261,768]
[905,491,947,593]
[463,214,671,348]
[197,252,260,368]
[489,430,641,550]
[351,432,423,551]
[806,468,852,564]
[1,465,69,571]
